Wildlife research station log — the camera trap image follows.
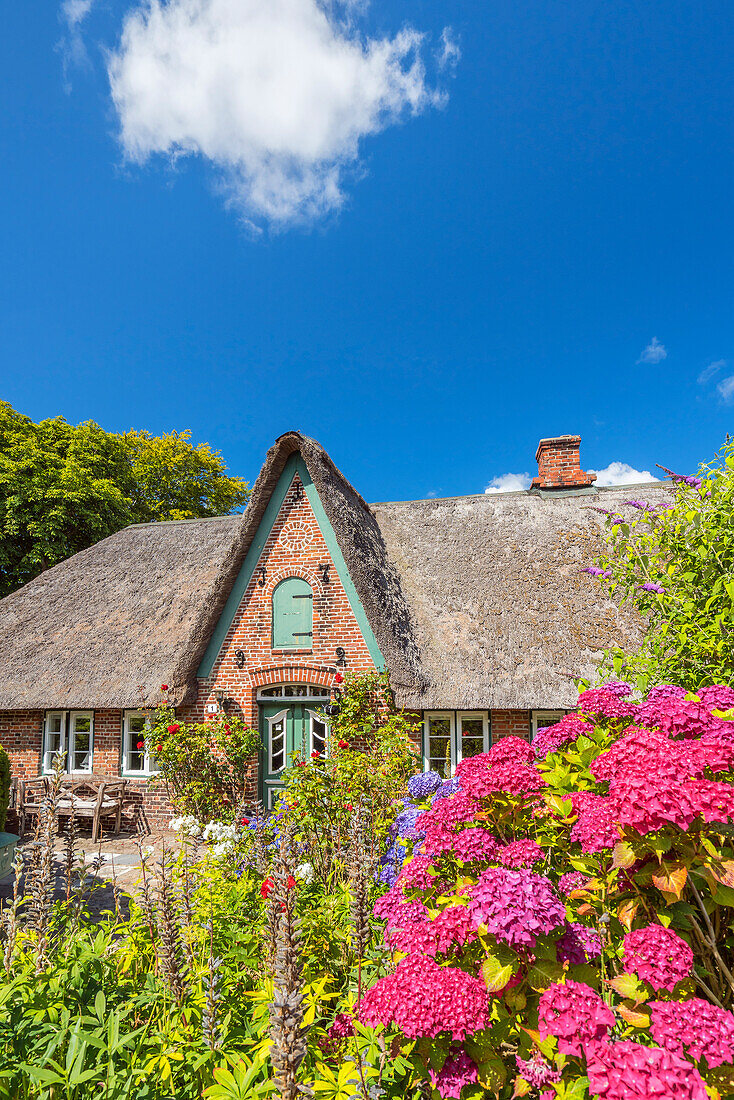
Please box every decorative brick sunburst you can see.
[281,521,312,552]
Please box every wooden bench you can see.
[57,777,128,843]
[17,776,128,842]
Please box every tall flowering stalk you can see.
[154,844,188,1005]
[267,823,309,1100]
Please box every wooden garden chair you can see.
[56,777,128,843]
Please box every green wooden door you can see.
[259,703,329,808]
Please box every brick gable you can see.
[188,475,378,729]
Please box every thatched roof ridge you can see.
[370,482,672,710]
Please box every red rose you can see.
[344,803,353,811]
[311,751,320,759]
[136,741,144,750]
[162,700,170,707]
[167,724,180,734]
[286,875,296,889]
[156,744,162,752]
[224,725,231,734]
[161,684,168,691]
[338,740,348,749]
[260,877,275,899]
[334,673,343,683]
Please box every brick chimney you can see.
[532,435,597,490]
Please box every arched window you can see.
[272,577,313,650]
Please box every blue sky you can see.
[1,0,733,501]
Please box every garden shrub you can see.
[353,680,734,1099]
[593,441,734,691]
[149,696,261,820]
[277,671,420,884]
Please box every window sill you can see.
[271,649,313,655]
[122,772,160,780]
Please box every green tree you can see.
[0,402,250,596]
[596,439,734,690]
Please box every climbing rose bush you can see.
[356,682,734,1099]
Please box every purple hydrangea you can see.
[407,770,443,800]
[467,866,565,950]
[556,921,603,965]
[557,871,589,895]
[431,777,460,804]
[601,680,633,697]
[394,802,425,840]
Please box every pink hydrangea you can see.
[533,714,593,758]
[557,871,589,895]
[556,922,603,965]
[650,997,734,1068]
[585,1039,707,1100]
[537,980,615,1055]
[467,866,565,950]
[486,736,536,765]
[601,680,634,697]
[496,839,544,867]
[698,684,734,712]
[577,688,638,720]
[396,853,447,893]
[570,792,620,852]
[638,696,728,739]
[417,792,481,851]
[450,826,500,862]
[428,1051,479,1099]
[387,902,477,958]
[457,755,545,799]
[622,923,693,991]
[356,952,489,1039]
[645,684,688,703]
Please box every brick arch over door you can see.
[249,665,337,690]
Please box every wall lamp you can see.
[215,691,231,712]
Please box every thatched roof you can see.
[0,432,422,709]
[371,485,671,710]
[0,515,245,709]
[0,429,670,711]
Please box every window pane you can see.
[73,715,91,734]
[311,717,327,756]
[128,750,145,772]
[128,712,146,733]
[269,716,285,772]
[461,717,484,759]
[428,717,452,778]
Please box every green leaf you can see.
[481,952,517,993]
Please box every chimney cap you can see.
[535,435,581,462]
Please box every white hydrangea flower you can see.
[170,815,203,837]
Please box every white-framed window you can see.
[123,710,159,776]
[531,710,565,741]
[422,712,491,777]
[43,710,94,773]
[267,709,289,775]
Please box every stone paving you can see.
[0,828,183,918]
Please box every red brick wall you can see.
[190,476,378,727]
[491,709,532,741]
[0,708,175,832]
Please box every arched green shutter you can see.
[272,577,313,649]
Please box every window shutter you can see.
[272,577,313,649]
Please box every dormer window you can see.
[272,576,313,650]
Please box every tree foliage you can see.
[595,442,734,691]
[0,401,250,596]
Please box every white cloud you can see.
[484,472,532,494]
[699,358,726,385]
[108,0,449,228]
[437,28,460,70]
[58,0,97,86]
[637,337,667,365]
[717,376,734,403]
[588,462,659,487]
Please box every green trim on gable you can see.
[196,453,384,678]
